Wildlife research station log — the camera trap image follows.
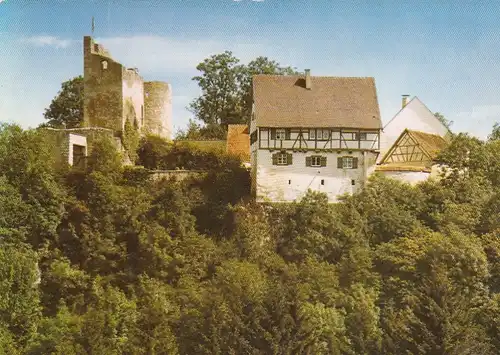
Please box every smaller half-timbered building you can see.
[376,129,449,185]
[250,71,383,202]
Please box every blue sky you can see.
[1,0,500,138]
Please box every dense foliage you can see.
[42,76,84,129]
[184,53,299,139]
[1,122,500,354]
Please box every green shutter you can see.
[337,157,343,168]
[353,157,358,169]
[287,153,293,165]
[272,153,278,165]
[320,156,327,167]
[271,129,276,140]
[285,129,291,140]
[306,156,312,167]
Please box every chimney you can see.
[305,69,312,90]
[402,95,410,108]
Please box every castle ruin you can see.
[44,36,173,168]
[83,36,172,139]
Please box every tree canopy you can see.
[186,52,299,139]
[434,112,453,129]
[42,76,84,129]
[0,122,499,353]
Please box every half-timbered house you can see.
[250,70,383,202]
[376,129,449,185]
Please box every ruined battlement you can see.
[84,36,112,58]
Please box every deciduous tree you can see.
[42,76,84,129]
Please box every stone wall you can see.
[144,81,172,139]
[42,127,122,168]
[123,68,145,131]
[148,169,207,182]
[83,36,124,132]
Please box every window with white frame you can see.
[277,153,288,165]
[342,156,354,169]
[354,132,367,140]
[101,60,108,70]
[309,129,330,140]
[275,129,286,140]
[311,156,321,167]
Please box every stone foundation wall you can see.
[148,169,208,182]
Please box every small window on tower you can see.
[101,60,108,70]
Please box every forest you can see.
[0,121,499,354]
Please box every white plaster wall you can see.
[377,170,430,185]
[380,97,449,161]
[68,134,87,166]
[255,150,378,203]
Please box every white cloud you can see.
[20,36,75,49]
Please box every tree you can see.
[42,76,84,129]
[189,53,299,137]
[488,122,500,141]
[175,119,226,140]
[189,51,245,129]
[434,112,453,129]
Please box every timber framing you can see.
[258,127,380,152]
[380,129,446,164]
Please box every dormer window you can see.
[101,60,108,70]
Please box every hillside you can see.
[0,123,500,354]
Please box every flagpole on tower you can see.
[91,16,95,35]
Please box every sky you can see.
[1,0,500,139]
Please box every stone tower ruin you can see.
[144,81,173,138]
[82,36,172,140]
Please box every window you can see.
[337,156,358,169]
[351,179,356,186]
[311,156,321,167]
[275,129,286,140]
[356,132,367,140]
[310,129,330,140]
[273,152,292,166]
[277,153,287,165]
[321,179,325,185]
[288,180,291,185]
[343,156,354,169]
[306,155,327,167]
[101,60,108,70]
